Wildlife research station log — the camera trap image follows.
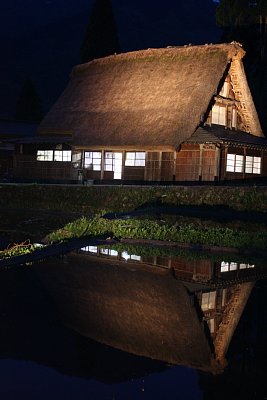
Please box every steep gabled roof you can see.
[39,43,260,149]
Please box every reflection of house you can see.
[13,43,267,183]
[36,247,260,372]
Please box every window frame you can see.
[125,152,146,167]
[226,153,244,173]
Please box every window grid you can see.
[245,156,261,174]
[37,150,71,162]
[125,152,146,167]
[84,151,102,171]
[226,154,244,173]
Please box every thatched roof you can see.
[39,43,257,150]
[35,253,222,373]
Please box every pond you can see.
[0,244,266,400]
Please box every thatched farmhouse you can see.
[13,42,267,183]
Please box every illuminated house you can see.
[13,42,267,183]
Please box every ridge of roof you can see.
[72,42,245,76]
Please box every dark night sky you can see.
[0,0,221,120]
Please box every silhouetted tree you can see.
[80,0,120,63]
[16,79,43,122]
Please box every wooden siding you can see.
[13,155,72,181]
[176,145,200,181]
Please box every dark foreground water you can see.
[0,245,267,400]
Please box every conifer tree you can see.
[80,0,120,63]
[16,79,43,122]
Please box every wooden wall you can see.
[175,144,218,182]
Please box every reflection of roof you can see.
[39,43,257,149]
[0,120,38,138]
[36,253,222,373]
[186,126,267,147]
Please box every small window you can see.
[226,153,244,173]
[201,291,216,311]
[54,150,71,162]
[219,81,229,98]
[245,156,261,174]
[84,151,102,171]
[125,152,146,167]
[211,104,226,126]
[37,150,53,161]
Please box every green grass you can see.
[46,215,267,251]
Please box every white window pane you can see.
[226,154,235,172]
[232,109,237,128]
[235,155,244,172]
[37,150,53,161]
[62,150,71,161]
[122,251,130,261]
[245,156,253,173]
[100,248,109,255]
[221,261,229,272]
[230,262,238,271]
[253,157,261,174]
[136,152,145,160]
[130,255,141,261]
[114,172,122,179]
[240,263,247,269]
[125,159,134,166]
[135,159,145,166]
[110,250,118,256]
[212,104,226,126]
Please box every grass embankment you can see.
[46,216,267,251]
[0,184,267,213]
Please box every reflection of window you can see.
[245,156,261,174]
[84,152,102,171]
[100,248,118,257]
[211,104,226,126]
[125,152,146,167]
[81,245,98,253]
[121,251,141,262]
[201,291,216,311]
[226,154,244,172]
[37,150,53,161]
[220,261,255,272]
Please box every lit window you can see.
[230,262,238,271]
[104,152,122,179]
[201,291,216,311]
[54,150,71,162]
[84,152,102,171]
[37,150,53,161]
[207,318,215,334]
[232,108,237,129]
[125,152,146,167]
[221,261,229,272]
[245,156,261,174]
[219,81,229,98]
[226,153,244,173]
[211,104,226,126]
